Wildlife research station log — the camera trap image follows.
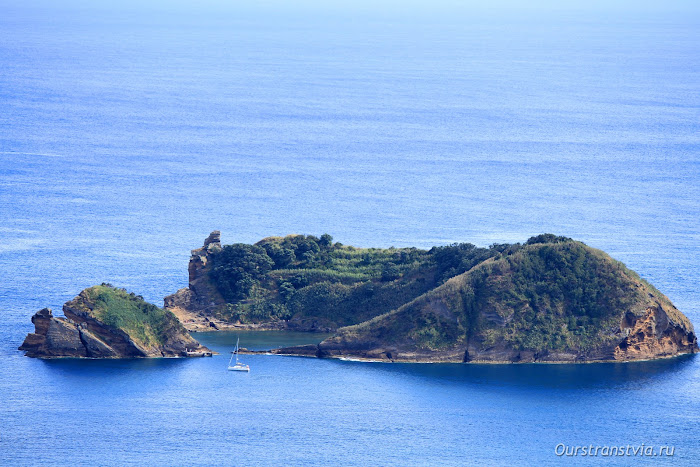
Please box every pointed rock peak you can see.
[34,308,53,319]
[29,308,54,335]
[203,230,221,250]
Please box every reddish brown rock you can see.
[164,231,229,331]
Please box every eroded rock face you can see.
[614,306,697,361]
[164,231,229,331]
[78,326,119,358]
[44,318,87,357]
[19,309,59,356]
[19,309,88,358]
[203,230,221,250]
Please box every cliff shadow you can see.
[323,353,698,390]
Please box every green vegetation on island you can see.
[315,236,696,362]
[169,231,697,362]
[19,284,210,358]
[207,233,512,328]
[84,284,185,348]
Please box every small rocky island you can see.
[19,285,211,358]
[166,232,697,363]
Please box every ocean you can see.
[1,0,699,465]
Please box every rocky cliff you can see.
[164,230,380,332]
[19,285,212,358]
[164,230,233,331]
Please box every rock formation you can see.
[164,231,233,331]
[19,285,212,358]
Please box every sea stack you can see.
[164,231,230,330]
[19,285,212,358]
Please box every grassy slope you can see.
[83,285,186,349]
[332,240,683,355]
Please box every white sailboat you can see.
[227,337,250,372]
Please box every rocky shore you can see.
[245,300,700,363]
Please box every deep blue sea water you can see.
[1,1,699,465]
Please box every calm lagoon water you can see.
[1,1,699,465]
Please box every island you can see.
[19,285,212,358]
[165,231,697,363]
[19,232,698,362]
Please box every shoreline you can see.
[167,306,335,333]
[22,352,220,360]
[188,324,333,333]
[240,347,698,365]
